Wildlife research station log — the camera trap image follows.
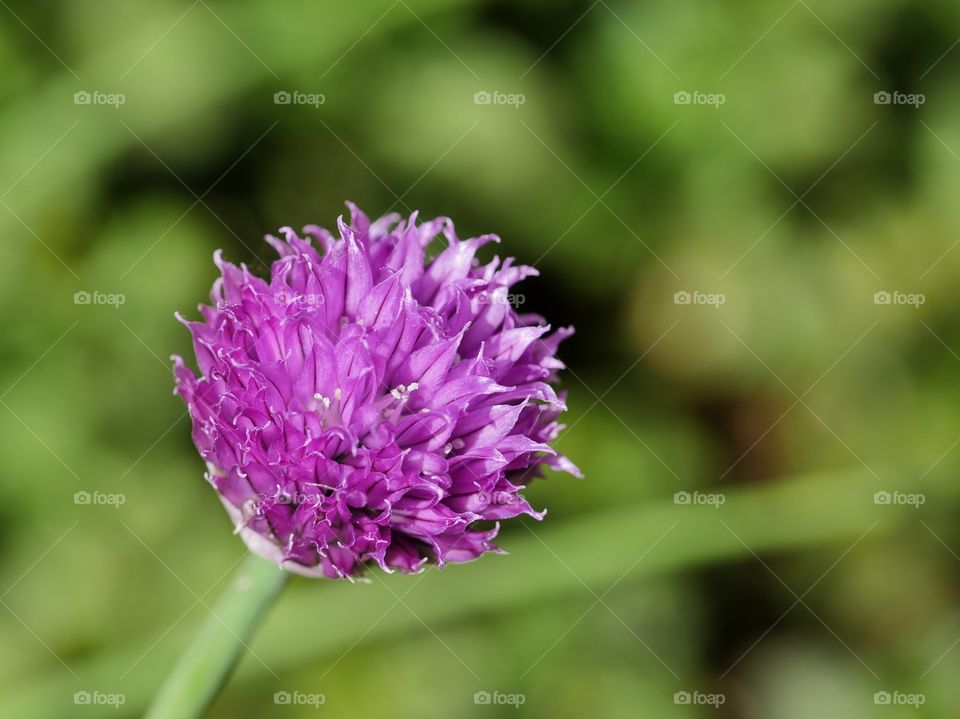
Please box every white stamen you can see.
[389,382,419,401]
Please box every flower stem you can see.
[145,552,290,719]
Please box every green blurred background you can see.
[2,0,960,716]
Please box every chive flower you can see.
[173,204,578,578]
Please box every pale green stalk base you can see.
[145,553,290,719]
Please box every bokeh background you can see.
[2,0,960,716]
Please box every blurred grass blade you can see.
[145,553,288,719]
[2,464,922,717]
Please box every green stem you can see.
[145,553,290,719]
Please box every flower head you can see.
[173,203,579,579]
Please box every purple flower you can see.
[173,203,579,579]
